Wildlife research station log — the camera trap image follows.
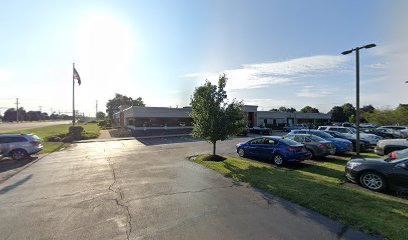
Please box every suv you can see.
[0,134,43,160]
[317,126,381,145]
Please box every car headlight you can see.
[347,162,362,169]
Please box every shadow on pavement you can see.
[0,174,32,194]
[136,135,204,146]
[0,156,39,174]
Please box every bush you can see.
[97,119,112,129]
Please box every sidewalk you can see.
[97,130,112,140]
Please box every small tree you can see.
[191,74,245,155]
[96,111,106,120]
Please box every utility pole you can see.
[39,106,42,112]
[15,98,19,122]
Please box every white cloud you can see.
[0,69,12,82]
[242,98,290,110]
[184,55,348,90]
[296,86,335,98]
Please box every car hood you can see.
[378,139,408,146]
[348,158,387,165]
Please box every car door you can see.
[257,138,277,159]
[246,138,264,156]
[0,137,13,155]
[390,160,408,190]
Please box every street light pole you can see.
[355,48,360,156]
[342,43,376,157]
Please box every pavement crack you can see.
[106,156,132,240]
[127,184,236,203]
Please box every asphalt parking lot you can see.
[0,136,378,240]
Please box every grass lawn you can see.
[2,123,100,153]
[193,154,408,240]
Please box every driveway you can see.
[0,137,377,240]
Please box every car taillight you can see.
[30,141,40,146]
[318,144,326,148]
[287,147,299,151]
[391,152,397,159]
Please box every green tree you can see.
[363,105,408,125]
[190,74,245,155]
[96,111,106,120]
[300,106,319,113]
[278,106,297,112]
[106,93,145,119]
[329,106,347,122]
[341,103,356,120]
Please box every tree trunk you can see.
[213,141,216,155]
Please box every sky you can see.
[0,0,407,116]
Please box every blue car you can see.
[236,136,312,166]
[288,130,353,154]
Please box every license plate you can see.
[330,149,336,154]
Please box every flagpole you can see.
[73,63,75,126]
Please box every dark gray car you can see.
[285,134,336,158]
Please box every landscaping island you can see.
[193,153,408,240]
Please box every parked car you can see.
[374,139,408,155]
[285,134,336,158]
[317,126,381,145]
[323,130,369,151]
[360,123,378,128]
[283,124,310,132]
[361,127,397,139]
[389,148,408,160]
[288,130,353,154]
[249,127,270,135]
[345,156,408,192]
[378,126,408,138]
[0,134,43,160]
[237,128,249,136]
[236,136,311,166]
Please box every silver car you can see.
[0,134,43,160]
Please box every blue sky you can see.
[0,0,406,115]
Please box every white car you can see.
[0,134,43,160]
[317,126,382,145]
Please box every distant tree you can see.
[341,103,356,121]
[361,105,375,113]
[3,107,26,122]
[190,74,245,155]
[300,106,319,113]
[269,108,279,112]
[96,111,106,120]
[329,106,347,122]
[106,93,145,120]
[278,106,297,112]
[26,111,42,121]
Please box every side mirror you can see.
[396,162,408,170]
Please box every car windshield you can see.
[313,131,333,138]
[308,135,325,142]
[279,138,300,146]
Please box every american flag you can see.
[73,67,81,85]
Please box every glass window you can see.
[249,138,264,144]
[294,135,304,142]
[279,138,300,146]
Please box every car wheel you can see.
[273,154,284,166]
[359,171,387,191]
[11,149,28,160]
[238,148,245,157]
